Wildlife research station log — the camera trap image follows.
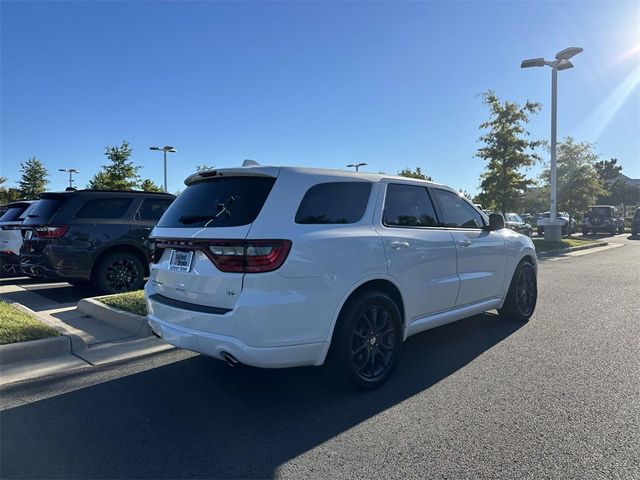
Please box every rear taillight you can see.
[33,225,69,238]
[208,240,292,273]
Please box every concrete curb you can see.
[0,335,72,365]
[9,302,88,353]
[537,241,608,259]
[77,298,151,337]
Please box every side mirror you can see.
[485,213,505,231]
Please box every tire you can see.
[609,227,616,236]
[94,252,145,294]
[325,290,402,390]
[498,261,537,323]
[582,228,588,236]
[537,228,543,236]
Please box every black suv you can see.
[20,190,175,293]
[580,205,625,236]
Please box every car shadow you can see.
[0,312,524,479]
[626,235,639,241]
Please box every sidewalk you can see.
[0,279,172,385]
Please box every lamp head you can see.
[521,58,546,68]
[555,47,583,60]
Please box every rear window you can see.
[0,206,28,223]
[157,177,276,228]
[75,198,133,219]
[589,207,612,217]
[295,182,371,224]
[21,198,65,225]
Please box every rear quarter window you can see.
[0,206,27,222]
[157,177,275,228]
[295,182,372,224]
[75,198,133,219]
[21,198,65,225]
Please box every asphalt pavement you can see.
[1,234,638,479]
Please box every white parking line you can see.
[544,242,623,261]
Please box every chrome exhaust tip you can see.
[221,352,239,367]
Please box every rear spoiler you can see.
[184,165,280,186]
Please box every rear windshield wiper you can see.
[178,196,235,226]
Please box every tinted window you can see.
[383,184,438,227]
[295,182,371,224]
[136,199,174,221]
[75,198,133,219]
[21,198,65,225]
[0,206,27,222]
[432,188,484,229]
[589,207,612,217]
[158,177,275,228]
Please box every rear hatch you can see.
[150,167,283,310]
[20,194,70,259]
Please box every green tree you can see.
[0,176,24,204]
[18,157,49,199]
[88,140,140,190]
[541,137,604,225]
[140,178,164,192]
[196,164,214,172]
[398,167,432,181]
[459,189,473,200]
[475,91,542,214]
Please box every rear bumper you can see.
[19,249,92,281]
[148,314,327,368]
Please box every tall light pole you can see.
[346,162,367,172]
[521,47,583,241]
[149,145,176,192]
[59,168,79,189]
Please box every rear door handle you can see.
[457,239,472,247]
[390,241,410,249]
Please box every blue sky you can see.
[2,1,639,195]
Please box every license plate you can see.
[169,250,194,272]
[24,230,33,240]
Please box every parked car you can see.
[632,207,640,237]
[0,200,36,275]
[145,164,538,389]
[581,205,625,236]
[20,190,175,293]
[536,212,575,236]
[504,213,532,236]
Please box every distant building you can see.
[620,173,640,188]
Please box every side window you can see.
[136,199,173,221]
[383,183,438,227]
[295,182,371,224]
[432,189,484,229]
[75,198,133,219]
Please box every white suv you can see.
[145,164,538,389]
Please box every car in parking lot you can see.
[536,211,575,236]
[20,189,175,293]
[504,213,532,236]
[581,205,625,236]
[145,164,538,389]
[0,200,36,275]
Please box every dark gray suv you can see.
[20,190,175,293]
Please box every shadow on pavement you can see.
[0,313,523,479]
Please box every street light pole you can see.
[58,168,79,189]
[550,64,558,226]
[346,162,367,172]
[521,47,582,241]
[149,145,176,192]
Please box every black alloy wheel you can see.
[515,264,536,318]
[95,252,145,294]
[325,290,402,389]
[498,261,537,323]
[350,305,397,381]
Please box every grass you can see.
[97,290,147,316]
[0,301,61,345]
[532,237,600,253]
